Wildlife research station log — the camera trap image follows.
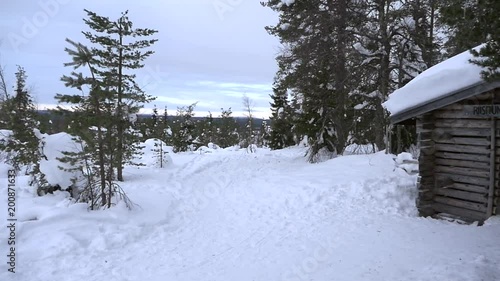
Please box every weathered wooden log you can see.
[435,158,490,169]
[435,152,490,163]
[435,137,490,146]
[432,128,495,137]
[418,205,435,217]
[434,196,487,212]
[435,144,490,155]
[444,182,488,194]
[435,173,489,186]
[420,147,436,156]
[419,189,435,201]
[433,203,485,222]
[435,119,490,128]
[434,165,490,178]
[487,116,497,218]
[434,188,487,203]
[434,110,488,119]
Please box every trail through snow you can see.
[1,148,499,281]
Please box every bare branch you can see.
[242,94,255,153]
[0,63,9,103]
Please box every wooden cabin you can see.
[384,47,500,223]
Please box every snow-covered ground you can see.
[1,147,499,281]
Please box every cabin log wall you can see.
[417,89,500,222]
[416,113,436,217]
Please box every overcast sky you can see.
[0,0,280,118]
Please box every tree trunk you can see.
[94,97,107,206]
[375,0,391,151]
[117,23,125,181]
[333,0,349,154]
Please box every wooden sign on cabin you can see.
[383,46,500,223]
[465,105,500,117]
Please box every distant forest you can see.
[36,110,269,135]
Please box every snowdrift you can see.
[39,132,84,190]
[1,147,499,281]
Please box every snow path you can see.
[1,149,500,281]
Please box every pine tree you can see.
[56,38,115,208]
[54,10,157,209]
[81,9,158,181]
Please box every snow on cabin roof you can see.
[383,45,485,117]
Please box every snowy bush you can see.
[136,138,173,168]
[308,146,337,163]
[343,143,377,155]
[195,143,223,154]
[40,132,84,191]
[246,143,258,154]
[394,152,418,175]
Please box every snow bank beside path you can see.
[135,138,174,168]
[1,148,499,281]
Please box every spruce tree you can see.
[197,112,216,146]
[149,105,170,168]
[4,66,41,171]
[263,0,356,162]
[257,120,271,148]
[215,108,239,148]
[469,1,500,81]
[171,103,197,152]
[1,66,48,192]
[268,84,294,150]
[439,0,489,56]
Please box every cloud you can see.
[0,0,279,118]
